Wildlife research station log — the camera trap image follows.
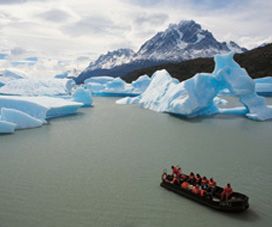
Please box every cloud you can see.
[62,16,130,37]
[0,0,271,58]
[37,9,71,22]
[0,0,45,4]
[134,13,169,26]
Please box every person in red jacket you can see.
[188,172,195,184]
[201,176,208,190]
[171,165,182,178]
[192,185,200,194]
[195,173,202,185]
[221,183,233,201]
[208,178,217,188]
[181,181,189,190]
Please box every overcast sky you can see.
[0,0,271,60]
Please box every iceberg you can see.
[86,77,140,97]
[1,108,43,129]
[0,120,16,134]
[117,53,272,121]
[105,77,126,90]
[72,87,93,107]
[0,96,82,120]
[84,76,151,97]
[0,68,28,86]
[0,78,75,96]
[0,96,48,120]
[84,76,114,85]
[131,75,151,92]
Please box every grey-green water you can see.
[0,97,272,227]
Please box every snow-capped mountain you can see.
[136,20,244,61]
[76,20,247,83]
[87,48,135,70]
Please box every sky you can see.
[0,0,271,61]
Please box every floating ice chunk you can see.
[106,77,126,90]
[131,75,151,92]
[116,96,140,105]
[84,76,114,85]
[0,120,16,134]
[1,68,28,80]
[0,96,48,120]
[65,79,76,94]
[0,68,28,86]
[0,79,72,96]
[0,96,82,120]
[85,82,105,93]
[1,108,43,129]
[72,87,93,107]
[54,71,69,79]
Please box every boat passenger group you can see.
[162,165,233,201]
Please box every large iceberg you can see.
[1,108,43,129]
[117,53,272,121]
[0,95,83,134]
[0,78,75,96]
[72,87,93,107]
[0,96,83,120]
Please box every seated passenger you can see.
[199,189,206,197]
[181,181,189,190]
[188,172,195,184]
[201,176,208,190]
[192,185,200,194]
[171,165,182,178]
[221,183,233,201]
[171,176,179,185]
[208,178,216,188]
[195,173,202,185]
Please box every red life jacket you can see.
[208,180,216,187]
[192,186,200,194]
[224,186,233,194]
[181,181,189,189]
[199,189,206,197]
[172,178,179,184]
[173,167,182,177]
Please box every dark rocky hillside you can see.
[122,43,272,83]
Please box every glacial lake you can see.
[0,97,272,227]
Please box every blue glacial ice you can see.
[72,87,93,107]
[117,52,272,121]
[254,77,272,96]
[0,120,16,134]
[1,108,43,129]
[84,76,114,85]
[0,96,83,120]
[84,76,150,97]
[0,96,83,134]
[131,75,151,92]
[0,78,76,96]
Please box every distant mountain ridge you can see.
[123,43,272,83]
[75,20,247,84]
